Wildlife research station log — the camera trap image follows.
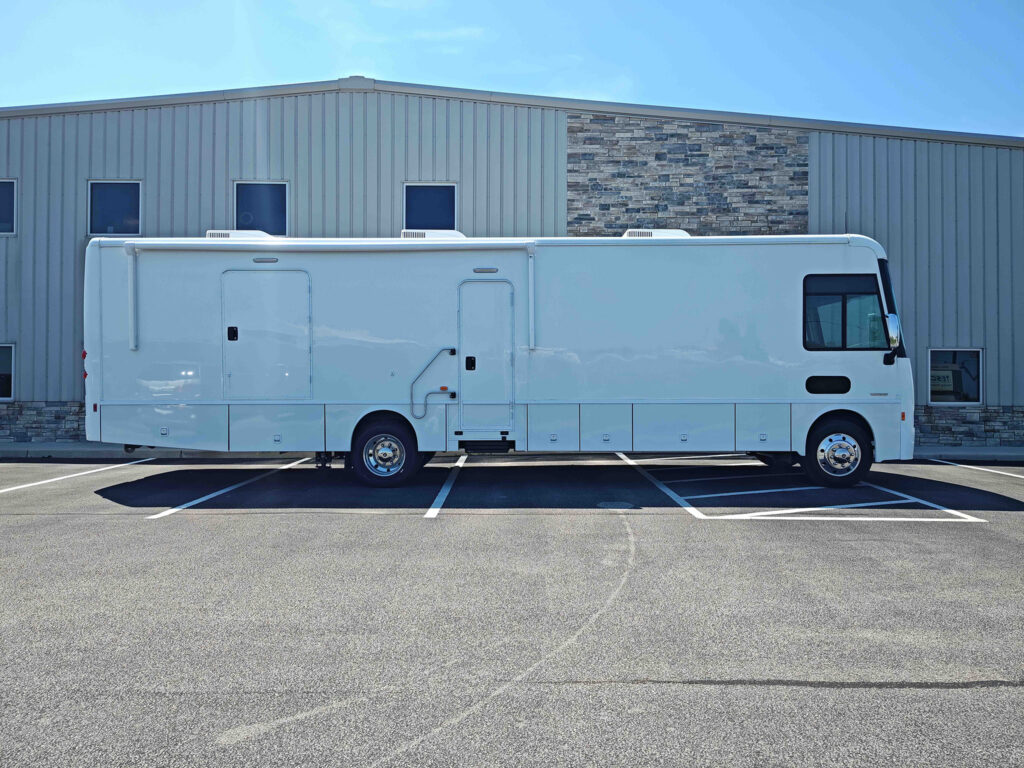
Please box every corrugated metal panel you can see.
[0,93,567,402]
[810,132,1024,406]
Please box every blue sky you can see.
[2,0,1022,136]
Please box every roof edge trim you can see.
[2,75,1021,149]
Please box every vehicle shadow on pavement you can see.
[90,462,1024,514]
[94,465,453,511]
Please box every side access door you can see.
[458,280,515,433]
[222,270,312,399]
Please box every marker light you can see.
[901,411,906,421]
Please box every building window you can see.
[0,345,12,401]
[0,180,15,235]
[929,349,982,404]
[235,182,287,236]
[89,181,141,236]
[803,274,887,351]
[404,183,456,230]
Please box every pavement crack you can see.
[527,678,1024,690]
[363,512,638,767]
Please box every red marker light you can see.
[901,411,906,421]
[93,403,97,412]
[83,371,88,379]
[440,386,448,391]
[82,350,87,360]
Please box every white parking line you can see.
[929,458,1024,481]
[862,481,985,522]
[618,452,984,523]
[718,499,911,519]
[684,485,819,500]
[648,462,764,471]
[0,458,155,495]
[664,472,798,485]
[616,452,706,519]
[145,458,308,519]
[425,454,468,518]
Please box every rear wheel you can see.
[803,419,872,488]
[351,419,421,487]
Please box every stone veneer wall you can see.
[567,112,809,236]
[0,402,85,442]
[915,406,1024,447]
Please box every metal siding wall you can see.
[0,92,565,403]
[810,132,1024,406]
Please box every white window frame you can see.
[0,343,13,402]
[233,180,290,236]
[0,179,16,237]
[402,182,458,231]
[927,347,984,406]
[87,180,142,237]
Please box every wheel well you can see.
[805,410,875,454]
[351,410,418,449]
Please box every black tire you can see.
[802,419,872,488]
[350,418,421,487]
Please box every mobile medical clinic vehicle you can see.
[84,229,913,487]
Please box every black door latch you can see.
[227,326,238,341]
[465,356,476,371]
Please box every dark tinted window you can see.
[405,185,455,230]
[236,183,287,235]
[930,350,981,403]
[0,181,14,234]
[90,182,140,235]
[803,274,887,351]
[0,345,11,399]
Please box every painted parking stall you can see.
[620,453,984,522]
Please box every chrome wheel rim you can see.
[364,434,406,476]
[816,432,861,477]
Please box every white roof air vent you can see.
[206,230,277,239]
[400,229,467,239]
[622,228,691,239]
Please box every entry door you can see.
[458,280,514,431]
[222,270,311,399]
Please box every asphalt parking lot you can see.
[1,452,1022,767]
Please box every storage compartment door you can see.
[580,404,632,451]
[229,404,324,451]
[222,270,311,399]
[527,404,580,451]
[633,404,735,451]
[736,403,790,452]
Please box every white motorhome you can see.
[84,229,913,487]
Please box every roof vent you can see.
[622,228,691,239]
[400,229,467,239]
[206,230,276,239]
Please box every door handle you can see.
[465,356,476,371]
[227,326,238,341]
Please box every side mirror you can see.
[884,313,901,349]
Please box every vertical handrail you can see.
[410,347,456,419]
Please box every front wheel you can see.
[802,420,872,488]
[351,419,421,487]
